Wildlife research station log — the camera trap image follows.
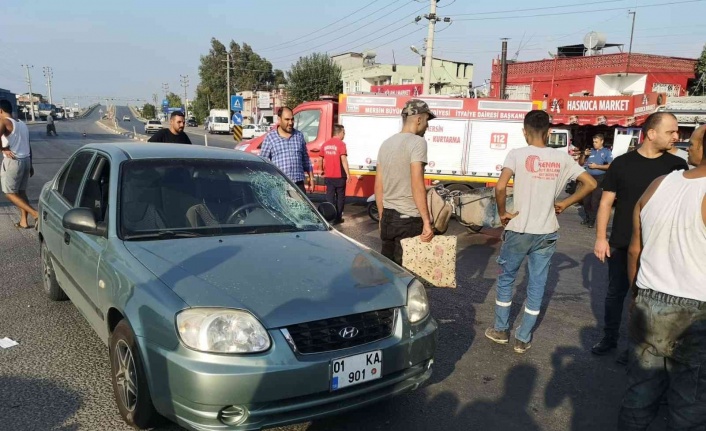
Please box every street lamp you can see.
[410,45,424,67]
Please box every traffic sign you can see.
[232,112,243,126]
[232,125,243,142]
[230,95,243,111]
[162,99,169,107]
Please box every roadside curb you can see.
[95,120,148,142]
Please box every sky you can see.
[1,0,704,107]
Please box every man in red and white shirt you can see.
[321,124,350,224]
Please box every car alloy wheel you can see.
[41,241,67,301]
[114,339,138,412]
[109,320,160,428]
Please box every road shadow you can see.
[421,235,500,385]
[0,375,82,430]
[544,326,628,431]
[305,364,541,431]
[581,252,607,329]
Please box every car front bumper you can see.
[141,312,437,430]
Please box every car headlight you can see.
[176,308,271,353]
[406,279,430,323]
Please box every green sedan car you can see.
[37,143,438,431]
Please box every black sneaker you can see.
[591,337,617,355]
[485,328,510,345]
[580,219,590,225]
[514,339,531,354]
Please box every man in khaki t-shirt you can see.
[375,99,436,265]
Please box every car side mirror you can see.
[62,208,107,237]
[317,202,337,222]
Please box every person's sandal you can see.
[14,222,33,229]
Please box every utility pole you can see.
[422,0,437,96]
[42,66,54,105]
[180,74,189,116]
[21,65,36,122]
[162,83,169,119]
[152,93,157,108]
[626,10,636,76]
[421,0,450,95]
[500,38,509,99]
[224,52,232,113]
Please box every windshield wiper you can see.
[124,230,205,240]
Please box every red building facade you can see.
[490,53,696,106]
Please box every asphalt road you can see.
[0,113,669,431]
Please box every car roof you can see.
[81,142,264,162]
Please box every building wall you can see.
[430,58,474,95]
[490,53,696,100]
[341,59,474,96]
[594,74,647,96]
[331,53,365,71]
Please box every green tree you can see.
[191,38,287,122]
[166,92,183,108]
[142,103,156,119]
[689,44,706,96]
[286,53,342,107]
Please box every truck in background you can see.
[207,109,231,134]
[237,94,545,197]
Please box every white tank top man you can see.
[621,125,706,430]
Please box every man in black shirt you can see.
[147,111,192,144]
[591,112,688,358]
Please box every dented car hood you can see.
[124,230,411,328]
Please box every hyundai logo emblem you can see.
[338,326,359,339]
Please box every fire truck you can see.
[237,94,548,197]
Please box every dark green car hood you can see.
[124,231,411,328]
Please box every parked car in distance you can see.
[36,142,437,431]
[122,115,130,122]
[186,117,198,127]
[241,124,267,140]
[144,120,163,134]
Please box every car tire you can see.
[367,202,379,222]
[109,320,160,429]
[41,241,68,301]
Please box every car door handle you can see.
[43,211,48,221]
[64,232,71,245]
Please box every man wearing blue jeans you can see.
[485,110,596,353]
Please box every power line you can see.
[266,4,427,63]
[258,0,406,53]
[453,0,705,21]
[452,0,624,17]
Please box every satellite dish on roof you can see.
[583,31,607,50]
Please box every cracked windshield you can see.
[120,160,325,238]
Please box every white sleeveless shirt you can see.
[636,170,706,301]
[1,118,31,159]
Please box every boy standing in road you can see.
[591,112,688,360]
[321,124,350,224]
[485,110,596,353]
